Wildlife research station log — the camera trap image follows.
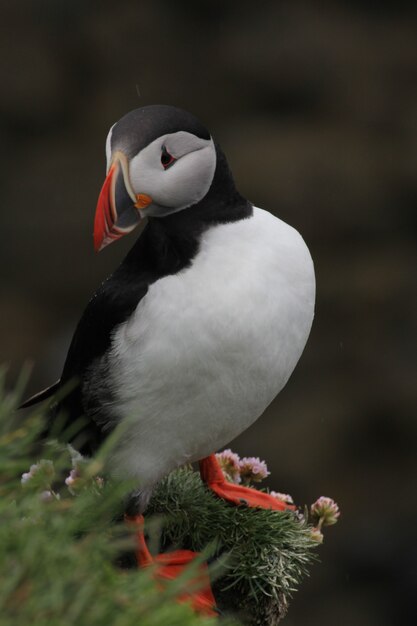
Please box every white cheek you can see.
[155,146,216,208]
[129,141,163,196]
[129,139,216,212]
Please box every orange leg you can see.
[199,454,295,511]
[126,514,217,617]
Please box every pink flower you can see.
[310,497,340,527]
[239,456,270,485]
[269,491,294,505]
[65,468,80,490]
[216,449,241,484]
[21,472,32,484]
[21,462,42,484]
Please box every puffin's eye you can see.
[161,146,176,169]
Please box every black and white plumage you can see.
[24,105,315,499]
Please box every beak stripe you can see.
[93,152,146,252]
[94,163,117,252]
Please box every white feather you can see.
[129,132,216,215]
[107,207,315,486]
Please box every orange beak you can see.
[93,152,152,252]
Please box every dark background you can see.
[1,1,416,624]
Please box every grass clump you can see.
[147,468,318,625]
[0,371,228,626]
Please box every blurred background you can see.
[1,1,416,624]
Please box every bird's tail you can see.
[19,380,61,409]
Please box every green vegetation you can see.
[0,371,320,625]
[148,468,318,624]
[0,371,223,626]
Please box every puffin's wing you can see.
[60,277,149,386]
[52,272,149,454]
[19,380,61,409]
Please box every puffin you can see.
[22,104,315,516]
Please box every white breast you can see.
[108,207,315,486]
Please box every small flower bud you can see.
[21,472,32,484]
[65,468,80,491]
[310,496,340,527]
[270,491,294,505]
[239,457,270,485]
[216,449,241,484]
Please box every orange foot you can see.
[126,514,217,617]
[199,454,295,511]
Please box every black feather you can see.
[19,380,61,409]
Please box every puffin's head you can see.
[94,105,216,251]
